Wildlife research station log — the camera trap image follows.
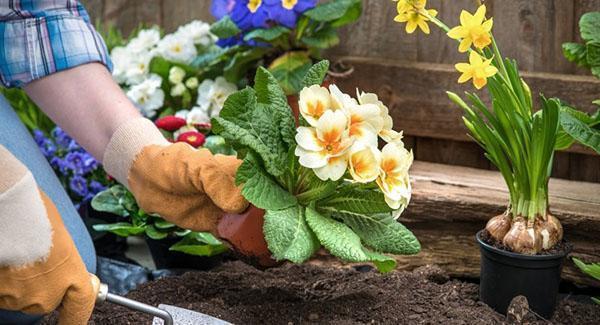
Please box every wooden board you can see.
[393,161,600,287]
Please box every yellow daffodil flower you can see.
[295,110,354,181]
[298,85,333,127]
[394,0,438,34]
[455,51,498,89]
[447,5,493,52]
[376,143,413,210]
[348,143,382,183]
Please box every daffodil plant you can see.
[212,60,420,272]
[393,0,600,254]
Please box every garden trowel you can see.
[97,282,232,325]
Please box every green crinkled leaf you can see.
[331,0,362,27]
[223,47,269,83]
[560,109,600,154]
[210,16,241,39]
[580,12,600,43]
[303,0,360,22]
[145,225,168,240]
[203,135,236,156]
[92,222,145,237]
[302,60,330,88]
[212,88,288,176]
[91,185,129,217]
[364,250,397,273]
[562,42,588,67]
[301,27,340,49]
[296,167,338,204]
[254,67,296,147]
[244,26,291,41]
[268,51,313,95]
[318,187,392,215]
[236,152,297,210]
[305,207,368,262]
[335,212,421,255]
[586,42,600,67]
[263,205,320,263]
[169,232,227,257]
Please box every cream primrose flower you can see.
[348,142,382,183]
[329,85,381,147]
[356,90,404,144]
[196,77,237,117]
[155,33,197,64]
[170,83,186,97]
[298,85,333,127]
[110,46,130,84]
[175,20,217,46]
[126,74,165,118]
[376,142,413,211]
[295,110,354,181]
[168,66,186,84]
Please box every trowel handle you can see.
[97,283,174,325]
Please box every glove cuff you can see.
[102,117,169,188]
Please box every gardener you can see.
[0,2,248,324]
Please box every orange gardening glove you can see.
[0,146,98,324]
[102,118,248,234]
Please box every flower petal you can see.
[314,155,348,181]
[295,127,324,151]
[296,147,328,169]
[316,110,348,144]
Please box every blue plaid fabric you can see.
[0,0,112,87]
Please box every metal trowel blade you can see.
[152,304,232,325]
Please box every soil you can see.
[42,261,599,324]
[480,229,573,256]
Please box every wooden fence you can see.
[82,0,600,183]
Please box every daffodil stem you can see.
[419,10,451,33]
[490,36,509,80]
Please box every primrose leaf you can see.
[296,167,338,204]
[559,109,600,154]
[223,47,269,83]
[263,205,320,263]
[91,185,129,217]
[268,51,313,95]
[212,87,288,176]
[331,0,362,27]
[92,222,145,237]
[364,250,397,273]
[303,0,360,22]
[562,42,588,67]
[254,67,296,147]
[236,152,297,210]
[301,60,330,88]
[305,207,368,262]
[244,26,291,41]
[587,42,600,67]
[301,27,340,49]
[210,16,241,39]
[169,232,227,257]
[580,12,600,43]
[318,187,392,215]
[335,212,421,255]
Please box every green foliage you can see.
[563,12,600,78]
[94,20,125,51]
[203,135,236,155]
[244,26,291,42]
[304,0,362,23]
[211,62,419,272]
[92,185,225,257]
[572,257,600,304]
[268,51,313,95]
[559,108,600,154]
[210,16,241,39]
[0,88,54,133]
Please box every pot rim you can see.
[476,230,571,260]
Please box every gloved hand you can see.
[0,146,98,324]
[102,118,248,234]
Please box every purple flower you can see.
[69,175,88,197]
[264,0,316,28]
[89,180,107,194]
[211,0,237,20]
[51,127,73,149]
[33,129,57,159]
[223,0,269,31]
[64,152,88,174]
[50,157,69,175]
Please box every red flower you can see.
[155,116,187,131]
[177,131,206,148]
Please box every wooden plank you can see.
[569,153,600,182]
[415,137,490,170]
[99,0,162,36]
[161,0,214,33]
[394,161,600,287]
[330,57,600,156]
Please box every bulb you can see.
[503,217,541,255]
[485,213,511,242]
[536,213,563,250]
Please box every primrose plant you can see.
[212,60,420,272]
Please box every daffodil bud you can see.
[170,83,186,97]
[185,77,199,89]
[168,66,186,84]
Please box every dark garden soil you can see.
[42,261,600,324]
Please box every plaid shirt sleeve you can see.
[0,1,112,87]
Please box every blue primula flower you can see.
[69,175,89,197]
[65,151,87,174]
[264,0,316,28]
[212,0,269,31]
[51,127,73,149]
[211,0,237,20]
[89,180,107,194]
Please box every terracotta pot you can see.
[217,205,279,268]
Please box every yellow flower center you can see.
[282,0,298,10]
[248,0,262,13]
[188,135,197,142]
[172,45,181,53]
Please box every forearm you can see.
[24,63,142,161]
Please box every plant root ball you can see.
[536,213,563,250]
[502,217,542,255]
[485,213,511,242]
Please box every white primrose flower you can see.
[196,77,237,117]
[126,74,165,118]
[155,33,197,64]
[295,110,354,181]
[357,90,404,144]
[170,83,186,97]
[329,84,358,110]
[376,142,413,212]
[124,52,153,85]
[110,46,131,84]
[168,66,186,84]
[127,28,161,54]
[185,77,199,89]
[175,20,217,46]
[187,107,212,126]
[298,85,333,127]
[348,142,382,183]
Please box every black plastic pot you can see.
[476,230,571,318]
[145,236,223,270]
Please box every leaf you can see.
[335,212,421,255]
[587,42,600,68]
[301,60,330,89]
[331,0,362,27]
[145,225,168,240]
[223,47,269,83]
[235,152,297,210]
[210,16,241,39]
[263,205,320,263]
[318,187,392,215]
[192,232,223,246]
[562,42,588,67]
[169,232,228,257]
[296,167,338,204]
[254,67,296,147]
[364,250,397,273]
[244,26,291,41]
[305,207,368,262]
[92,222,145,237]
[203,135,236,155]
[301,27,340,49]
[303,0,360,22]
[573,257,600,281]
[268,51,313,95]
[153,218,176,230]
[91,186,129,217]
[560,109,600,154]
[580,12,600,43]
[191,45,228,68]
[212,87,288,176]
